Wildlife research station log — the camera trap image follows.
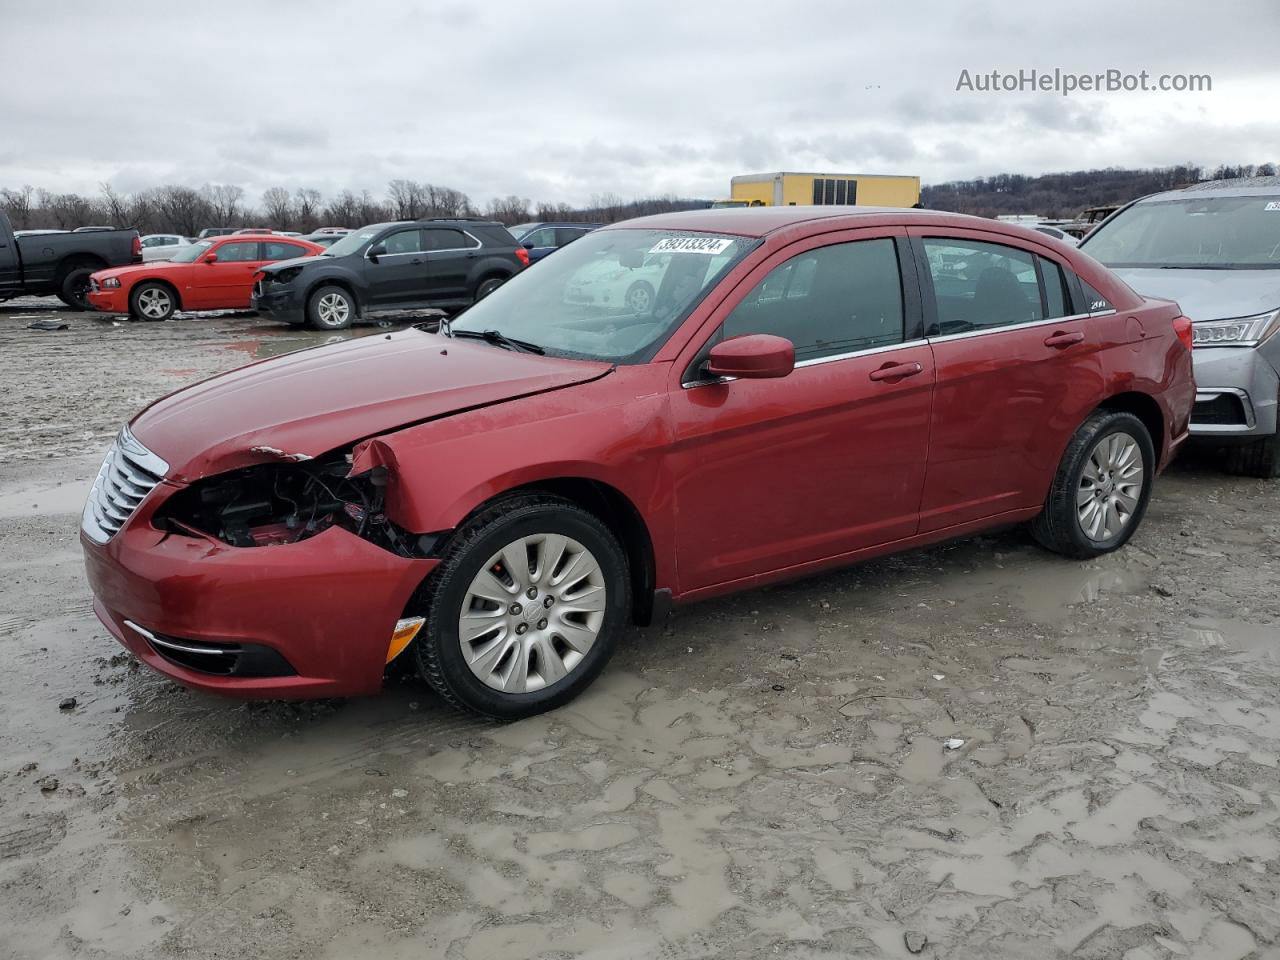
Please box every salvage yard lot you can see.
[1,302,1278,959]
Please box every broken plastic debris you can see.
[932,674,945,681]
[944,738,966,750]
[249,445,313,462]
[28,318,69,331]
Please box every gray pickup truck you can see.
[0,211,141,309]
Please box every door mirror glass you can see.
[705,334,795,379]
[367,242,386,261]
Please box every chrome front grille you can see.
[81,426,169,543]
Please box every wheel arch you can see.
[426,476,659,627]
[1097,391,1165,452]
[304,275,361,315]
[54,253,108,281]
[131,276,184,310]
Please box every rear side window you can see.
[1039,256,1072,319]
[263,241,306,260]
[522,227,558,248]
[215,241,260,262]
[723,238,904,362]
[424,228,477,251]
[922,238,1042,335]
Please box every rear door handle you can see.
[1044,330,1085,348]
[868,361,923,382]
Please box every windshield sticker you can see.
[1265,202,1280,211]
[649,236,735,255]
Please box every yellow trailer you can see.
[713,171,921,208]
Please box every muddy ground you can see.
[1,298,1278,960]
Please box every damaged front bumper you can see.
[82,484,437,699]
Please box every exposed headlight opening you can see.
[152,455,439,557]
[101,277,121,288]
[1192,309,1280,347]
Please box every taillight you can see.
[1173,315,1193,352]
[131,234,142,260]
[515,246,529,268]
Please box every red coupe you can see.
[81,207,1195,718]
[86,234,324,320]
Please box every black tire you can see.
[413,494,630,721]
[128,281,177,322]
[624,280,655,314]
[1031,410,1155,559]
[307,285,355,330]
[474,276,506,302]
[1225,432,1280,478]
[57,267,96,311]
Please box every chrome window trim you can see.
[365,228,482,260]
[927,311,1092,344]
[1191,387,1257,433]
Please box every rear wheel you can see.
[129,282,176,321]
[57,267,96,310]
[1031,410,1154,559]
[413,494,630,720]
[475,276,505,302]
[307,285,354,329]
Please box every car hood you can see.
[1108,267,1280,322]
[92,260,192,282]
[129,330,612,483]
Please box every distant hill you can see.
[921,163,1277,220]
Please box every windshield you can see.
[506,222,536,240]
[450,228,756,362]
[322,228,379,257]
[170,240,213,263]
[1083,195,1280,269]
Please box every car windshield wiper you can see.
[450,328,545,355]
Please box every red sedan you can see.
[86,234,325,320]
[81,207,1194,718]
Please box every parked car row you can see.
[81,205,1196,718]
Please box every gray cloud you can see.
[0,0,1276,208]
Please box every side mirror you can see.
[367,242,385,262]
[705,334,795,380]
[203,253,218,263]
[522,241,535,250]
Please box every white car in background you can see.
[139,233,195,261]
[564,252,672,313]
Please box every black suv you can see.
[252,219,528,329]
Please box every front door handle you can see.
[410,257,425,265]
[868,361,923,382]
[1044,330,1085,348]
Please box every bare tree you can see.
[204,184,245,226]
[261,187,293,229]
[294,188,322,232]
[152,186,212,236]
[0,185,35,229]
[485,195,531,225]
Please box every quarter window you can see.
[1080,279,1114,314]
[1039,256,1072,319]
[922,238,1042,335]
[215,241,260,262]
[722,238,905,362]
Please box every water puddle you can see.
[1183,618,1280,658]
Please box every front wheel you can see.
[129,282,176,321]
[1031,410,1154,559]
[414,494,630,720]
[57,267,96,310]
[307,285,355,329]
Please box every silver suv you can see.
[1081,177,1280,477]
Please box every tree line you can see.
[921,162,1278,219]
[0,180,710,236]
[6,163,1277,235]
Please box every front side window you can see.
[723,238,904,362]
[451,228,755,363]
[556,227,589,246]
[1082,195,1280,269]
[923,238,1042,335]
[214,241,260,263]
[383,229,423,255]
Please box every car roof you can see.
[1137,175,1280,204]
[600,205,1009,239]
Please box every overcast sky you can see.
[1,0,1277,208]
